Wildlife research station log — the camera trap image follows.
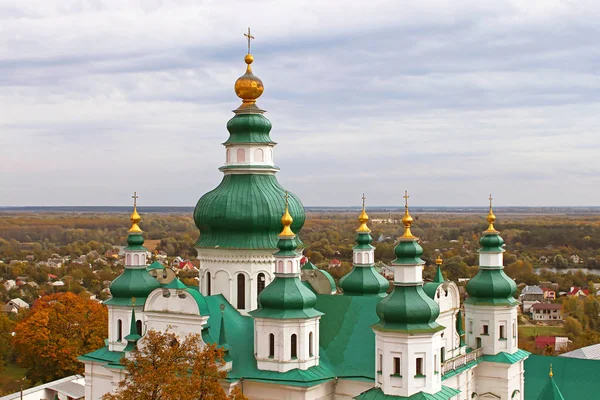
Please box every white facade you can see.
[464,304,518,355]
[197,248,274,314]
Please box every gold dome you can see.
[436,255,443,265]
[234,53,264,106]
[400,190,417,240]
[485,194,499,233]
[129,192,142,233]
[357,193,371,233]
[280,192,295,237]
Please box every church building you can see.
[80,38,530,400]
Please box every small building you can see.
[560,343,600,360]
[535,336,570,352]
[328,258,342,268]
[2,280,16,291]
[520,285,544,301]
[531,303,563,321]
[2,298,29,314]
[0,374,84,400]
[566,287,589,298]
[542,287,556,301]
[176,261,196,271]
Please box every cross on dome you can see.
[244,27,254,54]
[132,191,138,207]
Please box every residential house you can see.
[15,276,28,287]
[542,287,556,301]
[538,256,549,263]
[47,258,63,269]
[570,255,581,264]
[531,303,563,321]
[176,261,196,271]
[170,256,184,267]
[2,298,29,314]
[520,285,544,314]
[25,255,35,261]
[3,280,16,291]
[539,281,560,291]
[328,258,342,269]
[47,273,58,281]
[535,336,570,352]
[560,343,600,360]
[566,287,589,298]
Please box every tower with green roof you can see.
[105,194,159,352]
[339,195,388,297]
[371,192,445,398]
[250,194,323,373]
[465,196,528,400]
[193,35,305,314]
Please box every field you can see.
[519,325,565,338]
[0,363,27,395]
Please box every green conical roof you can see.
[107,268,160,304]
[537,371,565,400]
[465,232,518,306]
[123,308,141,352]
[340,231,388,297]
[374,285,442,333]
[250,277,323,319]
[147,261,166,270]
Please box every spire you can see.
[357,193,371,233]
[434,255,444,283]
[129,192,142,233]
[124,299,141,352]
[549,364,553,378]
[537,364,566,400]
[218,304,232,360]
[234,27,264,113]
[400,190,416,240]
[484,193,498,234]
[280,191,295,237]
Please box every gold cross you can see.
[284,191,290,207]
[132,191,139,207]
[244,27,254,54]
[403,190,409,208]
[362,193,366,209]
[489,193,493,209]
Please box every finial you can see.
[436,255,443,265]
[280,191,295,237]
[400,190,416,239]
[129,192,142,233]
[357,193,371,233]
[131,297,136,306]
[244,27,254,55]
[549,364,553,378]
[484,193,498,234]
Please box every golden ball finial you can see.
[245,54,254,64]
[357,193,371,233]
[400,190,417,240]
[485,194,499,233]
[549,364,553,378]
[129,192,142,233]
[436,255,443,265]
[280,191,295,237]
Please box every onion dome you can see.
[465,196,518,306]
[374,192,442,333]
[250,201,323,319]
[194,44,305,250]
[106,196,160,306]
[340,196,388,296]
[423,256,445,299]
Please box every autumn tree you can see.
[12,292,108,382]
[104,330,247,400]
[0,313,16,371]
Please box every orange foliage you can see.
[12,292,108,383]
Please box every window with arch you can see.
[257,273,266,295]
[206,271,211,296]
[287,260,293,271]
[291,334,298,359]
[365,253,369,263]
[133,254,139,265]
[117,319,123,341]
[226,148,231,163]
[356,253,363,264]
[269,333,275,358]
[237,274,246,309]
[309,332,314,357]
[236,148,246,163]
[277,260,283,270]
[136,320,142,336]
[254,148,264,162]
[126,254,131,265]
[269,148,273,162]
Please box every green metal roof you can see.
[250,276,323,319]
[105,268,160,305]
[147,261,166,270]
[194,174,305,250]
[481,349,530,364]
[374,285,442,333]
[537,376,566,400]
[163,278,188,290]
[340,265,388,297]
[355,386,460,400]
[223,113,276,145]
[423,282,443,299]
[525,355,600,400]
[479,232,505,253]
[78,345,123,365]
[391,241,425,266]
[302,260,318,270]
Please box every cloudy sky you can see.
[0,0,599,207]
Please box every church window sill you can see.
[414,374,426,378]
[377,370,382,375]
[390,374,402,378]
[499,338,508,341]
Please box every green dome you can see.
[223,114,274,144]
[340,266,388,296]
[391,240,425,265]
[250,277,323,319]
[127,233,145,248]
[108,268,160,303]
[465,268,518,306]
[374,285,441,333]
[479,233,505,252]
[194,174,305,249]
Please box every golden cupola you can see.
[234,28,264,112]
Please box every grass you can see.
[0,363,27,395]
[519,325,565,338]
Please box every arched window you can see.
[117,319,122,341]
[277,260,283,270]
[287,260,293,272]
[236,148,246,163]
[309,332,314,357]
[269,148,273,162]
[206,271,211,296]
[133,254,139,265]
[126,254,131,265]
[257,273,266,295]
[365,253,369,263]
[356,253,362,264]
[269,333,275,358]
[237,274,246,309]
[226,149,231,163]
[291,334,297,359]
[136,320,142,336]
[254,148,264,162]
